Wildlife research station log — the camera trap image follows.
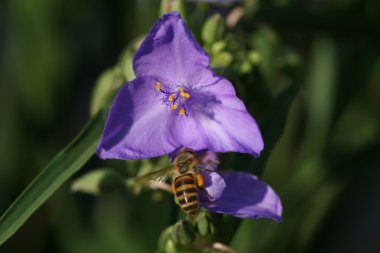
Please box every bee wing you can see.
[134,166,174,190]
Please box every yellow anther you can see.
[168,95,175,102]
[179,108,186,115]
[171,104,178,111]
[179,88,190,99]
[156,82,161,91]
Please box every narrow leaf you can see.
[0,110,107,246]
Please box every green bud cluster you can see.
[158,211,221,252]
[194,211,215,237]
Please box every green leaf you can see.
[71,168,125,196]
[0,109,107,246]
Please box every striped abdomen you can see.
[173,173,199,216]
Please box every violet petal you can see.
[197,150,219,171]
[133,12,211,84]
[97,76,179,160]
[199,171,226,201]
[171,77,264,157]
[201,171,282,221]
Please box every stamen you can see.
[168,95,175,102]
[179,108,186,115]
[156,82,161,91]
[179,88,190,98]
[171,104,178,111]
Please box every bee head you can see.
[177,162,188,173]
[174,148,197,173]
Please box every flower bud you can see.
[202,14,225,45]
[211,41,227,55]
[159,227,176,251]
[248,50,261,65]
[194,211,215,237]
[211,51,232,68]
[160,0,185,17]
[90,68,125,116]
[117,36,143,82]
[170,220,196,245]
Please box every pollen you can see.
[168,95,175,102]
[179,88,190,98]
[156,82,161,91]
[171,104,178,111]
[179,108,186,115]
[196,173,204,187]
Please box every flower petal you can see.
[133,11,211,84]
[199,171,226,201]
[98,75,263,159]
[198,150,219,171]
[201,171,282,221]
[172,77,264,157]
[97,76,179,160]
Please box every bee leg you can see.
[195,166,214,173]
[171,182,176,195]
[196,173,214,201]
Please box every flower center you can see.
[156,82,191,116]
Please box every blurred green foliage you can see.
[1,0,380,252]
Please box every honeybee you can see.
[135,148,213,216]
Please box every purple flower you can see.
[95,12,280,221]
[97,11,263,160]
[195,151,282,221]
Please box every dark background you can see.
[1,0,380,252]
